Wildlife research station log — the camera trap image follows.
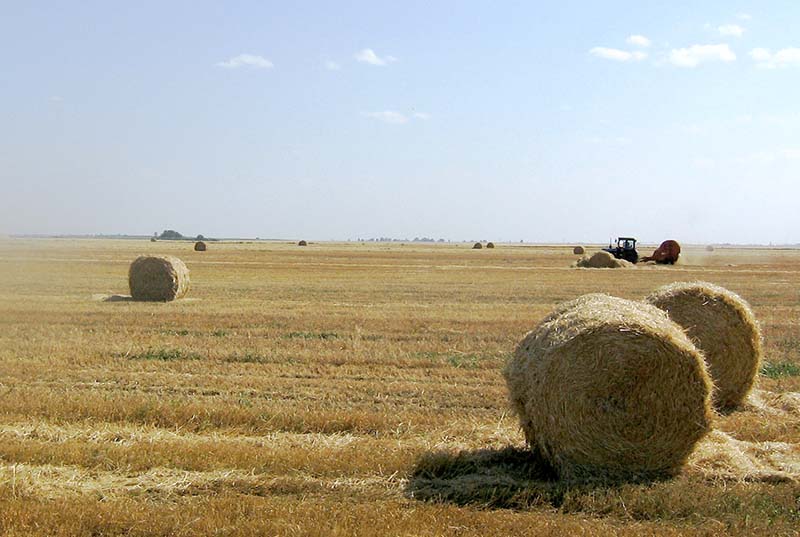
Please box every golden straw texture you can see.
[128,255,190,302]
[505,294,713,481]
[646,281,763,411]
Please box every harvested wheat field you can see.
[0,239,799,536]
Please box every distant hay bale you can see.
[706,245,714,252]
[298,240,307,246]
[128,256,190,302]
[504,294,712,481]
[150,237,157,242]
[646,281,763,410]
[194,241,206,252]
[472,242,483,249]
[575,251,634,269]
[573,246,585,255]
[486,242,495,249]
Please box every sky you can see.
[1,1,799,244]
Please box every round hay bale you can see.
[472,242,483,249]
[645,281,762,410]
[504,294,712,480]
[706,245,714,252]
[298,240,307,246]
[575,251,633,269]
[194,241,206,252]
[128,255,190,302]
[584,251,617,268]
[573,246,585,255]
[150,237,157,243]
[486,242,495,249]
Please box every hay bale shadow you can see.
[104,295,134,302]
[406,447,562,509]
[406,447,667,510]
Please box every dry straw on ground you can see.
[646,281,763,411]
[745,389,800,416]
[573,246,585,255]
[575,251,634,269]
[688,430,799,483]
[505,294,713,481]
[128,255,190,302]
[298,240,307,246]
[194,241,207,252]
[472,242,483,249]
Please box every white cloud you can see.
[669,44,736,67]
[365,110,408,124]
[324,60,341,71]
[718,24,745,37]
[589,47,647,62]
[216,54,273,69]
[626,35,651,47]
[737,13,752,21]
[412,112,431,120]
[749,47,800,68]
[749,48,772,62]
[354,48,397,66]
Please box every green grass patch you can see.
[160,329,191,336]
[125,348,202,361]
[284,331,339,340]
[225,352,270,364]
[761,361,800,378]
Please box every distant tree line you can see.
[357,237,449,242]
[156,230,209,241]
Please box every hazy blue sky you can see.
[2,1,799,243]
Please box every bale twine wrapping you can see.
[573,246,585,255]
[486,242,495,249]
[575,251,634,269]
[472,242,483,249]
[128,255,190,302]
[645,281,763,410]
[298,240,307,246]
[504,294,712,480]
[194,241,206,252]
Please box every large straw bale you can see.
[645,281,762,410]
[194,241,206,251]
[128,255,190,302]
[573,246,585,255]
[505,294,712,481]
[472,242,483,249]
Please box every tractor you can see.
[603,237,639,264]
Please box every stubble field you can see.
[0,239,798,536]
